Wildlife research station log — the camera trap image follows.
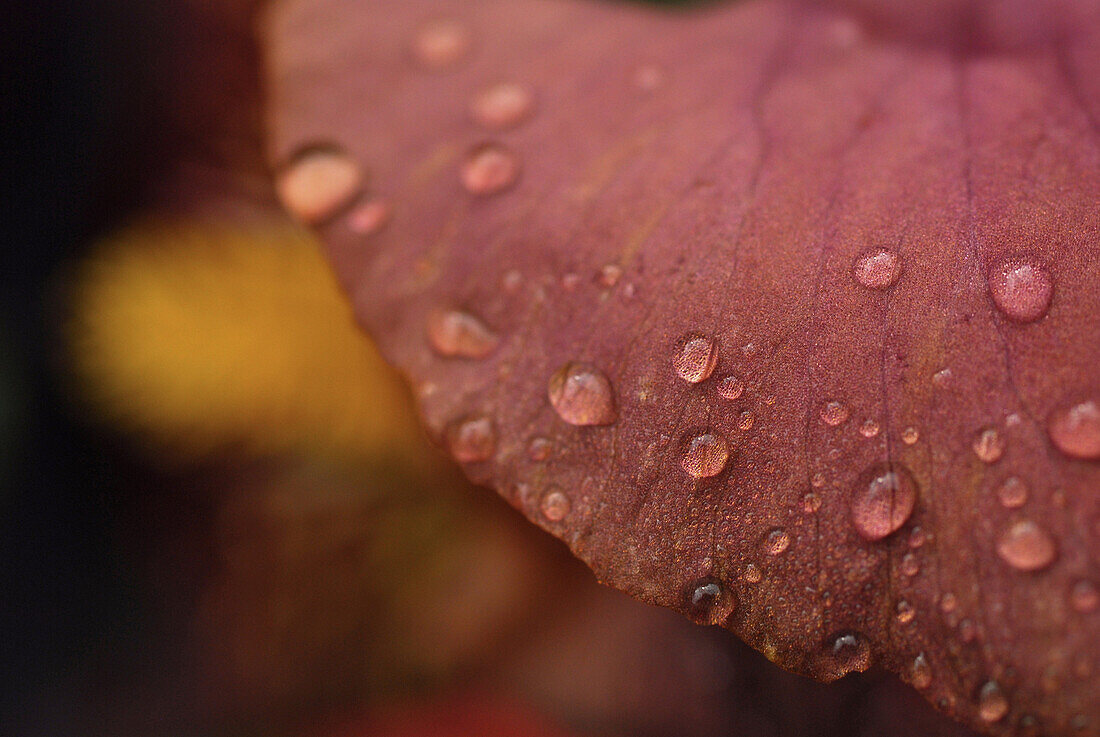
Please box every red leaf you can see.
[263,1,1100,734]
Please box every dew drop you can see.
[940,592,958,613]
[718,375,745,400]
[446,415,496,462]
[996,519,1057,571]
[348,198,392,235]
[1048,399,1100,459]
[850,464,918,541]
[411,19,471,70]
[901,552,921,576]
[681,430,731,479]
[461,143,521,196]
[989,257,1053,323]
[687,578,736,625]
[527,437,552,461]
[853,248,902,290]
[426,309,499,359]
[738,411,755,431]
[743,563,762,583]
[673,334,719,384]
[597,263,623,288]
[820,400,851,427]
[470,82,534,130]
[859,419,880,438]
[501,269,523,293]
[978,680,1010,723]
[908,526,928,548]
[996,476,1028,509]
[973,427,1005,463]
[539,488,571,522]
[1071,579,1100,613]
[911,653,933,689]
[901,426,920,445]
[276,146,362,224]
[803,492,822,514]
[764,528,791,555]
[823,632,872,679]
[896,599,915,624]
[548,362,617,426]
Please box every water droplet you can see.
[681,430,731,479]
[446,415,495,462]
[718,375,745,400]
[412,19,471,70]
[932,368,953,387]
[908,526,928,548]
[548,362,617,426]
[811,472,826,488]
[940,592,958,613]
[989,257,1053,323]
[820,400,850,427]
[539,488,571,522]
[348,198,392,235]
[470,82,534,129]
[911,653,933,689]
[1048,399,1100,459]
[859,419,880,438]
[633,64,665,92]
[743,563,762,583]
[850,464,918,541]
[973,427,1005,463]
[901,552,920,576]
[764,528,791,555]
[996,476,1028,508]
[427,309,499,358]
[853,248,902,290]
[528,437,552,461]
[823,632,871,679]
[461,143,521,196]
[501,269,523,293]
[996,519,1057,571]
[687,578,736,625]
[597,263,623,288]
[1071,579,1099,613]
[560,272,581,291]
[978,680,1009,723]
[958,618,979,643]
[803,492,822,514]
[738,411,755,431]
[673,334,719,383]
[896,599,915,624]
[276,146,362,224]
[901,426,920,445]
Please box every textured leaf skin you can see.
[263,0,1100,733]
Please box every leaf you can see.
[262,0,1100,733]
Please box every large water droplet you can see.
[996,519,1057,571]
[461,143,521,196]
[989,257,1053,323]
[427,309,499,358]
[764,528,791,555]
[996,476,1028,508]
[687,578,736,625]
[276,146,362,224]
[911,653,933,689]
[973,427,1005,463]
[978,680,1010,723]
[718,375,745,400]
[673,334,719,384]
[1048,399,1100,459]
[470,82,534,130]
[850,464,918,541]
[446,415,496,462]
[539,488,571,522]
[853,248,902,290]
[548,362,617,426]
[823,632,872,679]
[1070,579,1099,613]
[412,19,471,70]
[681,430,731,478]
[820,400,850,427]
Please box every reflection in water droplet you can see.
[348,198,392,235]
[461,143,521,195]
[743,563,762,583]
[276,146,362,224]
[973,427,1005,463]
[470,82,534,130]
[412,19,471,69]
[896,599,915,624]
[687,578,736,625]
[824,632,872,679]
[996,519,1057,571]
[859,419,880,438]
[527,437,552,461]
[989,257,1053,323]
[851,464,918,541]
[853,249,902,290]
[901,426,920,445]
[901,552,920,576]
[681,431,731,479]
[446,415,496,462]
[1071,579,1099,613]
[803,492,822,514]
[996,476,1028,508]
[764,528,791,555]
[539,488,571,522]
[821,400,850,427]
[427,309,499,358]
[718,375,745,400]
[978,680,1010,723]
[673,334,719,383]
[548,362,617,426]
[1048,399,1100,459]
[911,653,933,689]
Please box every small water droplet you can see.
[470,82,534,130]
[560,272,581,291]
[738,411,755,431]
[823,632,871,679]
[276,146,362,224]
[548,362,617,426]
[673,334,719,383]
[811,472,826,488]
[901,426,920,445]
[539,488,571,522]
[973,427,1005,463]
[901,552,921,576]
[427,309,499,358]
[996,519,1057,571]
[1071,579,1099,613]
[853,248,902,290]
[1048,399,1100,459]
[501,269,523,293]
[859,419,880,438]
[412,19,471,69]
[908,526,927,548]
[446,415,495,462]
[348,198,392,235]
[742,563,762,583]
[978,680,1009,723]
[940,592,958,613]
[764,528,791,555]
[528,437,552,461]
[820,400,850,427]
[989,257,1053,323]
[932,368,953,387]
[911,653,933,689]
[718,375,745,400]
[851,464,918,541]
[958,618,979,643]
[597,263,623,288]
[461,143,521,195]
[996,476,1028,508]
[687,578,736,625]
[681,430,731,479]
[634,63,665,92]
[803,492,822,514]
[896,599,915,624]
